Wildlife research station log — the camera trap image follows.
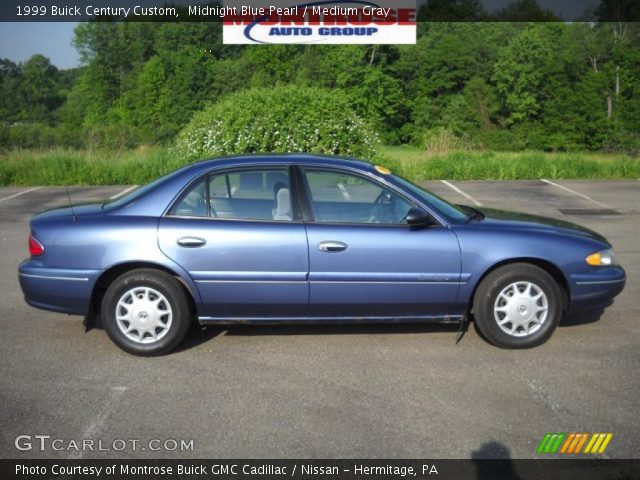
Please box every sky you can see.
[0,23,80,69]
[0,1,593,70]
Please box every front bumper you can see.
[18,260,101,315]
[568,266,626,313]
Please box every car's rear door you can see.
[298,167,461,318]
[158,166,309,318]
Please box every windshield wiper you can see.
[458,204,484,223]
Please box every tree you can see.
[594,0,640,22]
[18,55,62,122]
[493,0,559,21]
[0,59,21,120]
[417,0,487,21]
[396,22,514,140]
[2,19,637,153]
[493,25,558,125]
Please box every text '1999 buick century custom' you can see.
[19,155,625,355]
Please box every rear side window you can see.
[104,164,193,211]
[170,177,209,217]
[169,168,293,222]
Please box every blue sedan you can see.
[19,155,625,355]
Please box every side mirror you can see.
[406,207,433,227]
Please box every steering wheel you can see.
[367,192,389,223]
[373,190,391,205]
[368,191,400,223]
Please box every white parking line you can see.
[67,385,127,459]
[440,180,483,206]
[540,179,610,208]
[0,186,42,203]
[109,185,138,199]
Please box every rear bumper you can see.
[18,260,101,315]
[568,266,626,313]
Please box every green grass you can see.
[0,147,187,186]
[378,146,640,180]
[0,146,638,186]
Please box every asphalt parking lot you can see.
[0,179,638,460]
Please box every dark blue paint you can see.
[158,216,309,316]
[305,223,461,316]
[18,154,625,324]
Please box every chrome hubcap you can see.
[115,287,172,344]
[494,281,548,337]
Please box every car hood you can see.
[33,203,104,221]
[471,207,608,244]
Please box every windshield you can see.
[103,165,192,210]
[389,174,470,224]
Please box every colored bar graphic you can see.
[559,433,575,454]
[537,433,565,454]
[536,433,553,454]
[536,433,552,453]
[598,434,613,453]
[574,433,589,453]
[568,434,581,453]
[584,434,598,453]
[584,433,613,454]
[550,433,565,453]
[538,433,613,455]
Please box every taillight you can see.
[29,235,44,256]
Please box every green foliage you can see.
[1,17,639,156]
[418,127,478,153]
[417,0,487,21]
[0,55,64,124]
[174,86,379,160]
[19,55,64,120]
[378,146,640,180]
[0,123,58,149]
[2,146,638,187]
[0,147,182,185]
[293,45,405,142]
[493,24,556,125]
[492,0,559,21]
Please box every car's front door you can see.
[299,167,461,318]
[158,166,309,318]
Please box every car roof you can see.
[189,153,376,174]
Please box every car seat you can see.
[272,188,292,221]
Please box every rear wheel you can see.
[101,269,191,356]
[473,263,563,349]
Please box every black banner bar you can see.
[0,0,638,23]
[2,459,640,480]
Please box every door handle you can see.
[177,236,206,248]
[318,241,347,253]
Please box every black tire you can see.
[101,269,191,356]
[473,263,563,349]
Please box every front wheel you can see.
[101,269,191,356]
[473,263,564,349]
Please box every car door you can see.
[158,166,309,318]
[299,167,461,318]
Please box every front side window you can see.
[170,168,292,221]
[302,169,413,224]
[389,174,469,223]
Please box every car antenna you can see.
[65,186,77,223]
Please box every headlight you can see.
[586,248,615,266]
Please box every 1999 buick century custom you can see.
[19,155,625,355]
